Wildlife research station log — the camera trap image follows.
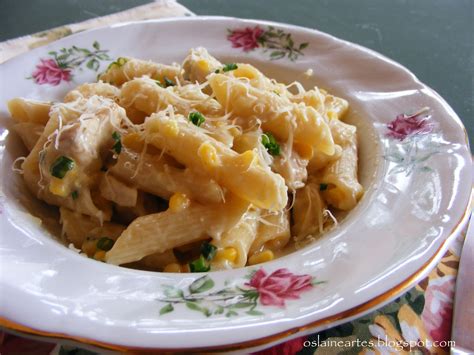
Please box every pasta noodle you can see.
[8,47,363,272]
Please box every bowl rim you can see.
[0,15,471,352]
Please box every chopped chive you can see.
[319,183,328,191]
[163,76,175,87]
[189,255,210,272]
[112,131,122,154]
[261,132,280,156]
[71,190,79,200]
[201,242,217,261]
[50,156,75,179]
[107,57,128,71]
[96,237,115,251]
[214,69,220,73]
[222,63,238,72]
[188,111,205,127]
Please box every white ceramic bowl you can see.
[0,17,471,352]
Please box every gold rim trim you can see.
[1,192,472,353]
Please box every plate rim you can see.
[0,191,471,352]
[0,16,471,351]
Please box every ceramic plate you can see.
[0,17,471,352]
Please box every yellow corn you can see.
[163,263,182,273]
[248,250,274,265]
[168,192,190,212]
[163,120,180,137]
[93,250,106,261]
[147,119,179,137]
[198,142,221,169]
[327,110,337,121]
[197,59,210,72]
[49,177,68,197]
[81,239,97,257]
[214,247,238,263]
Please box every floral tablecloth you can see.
[0,1,470,354]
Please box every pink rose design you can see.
[421,275,455,346]
[227,26,264,52]
[31,58,71,86]
[386,109,435,140]
[247,268,313,307]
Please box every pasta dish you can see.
[8,48,363,272]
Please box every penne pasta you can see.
[249,210,291,256]
[7,98,52,125]
[212,209,260,268]
[13,122,44,151]
[99,57,183,86]
[106,196,249,265]
[208,73,335,157]
[10,48,363,272]
[320,120,363,210]
[145,112,288,211]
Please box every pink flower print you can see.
[31,59,72,86]
[386,107,435,140]
[227,26,264,52]
[247,268,313,307]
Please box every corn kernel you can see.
[93,250,106,261]
[248,250,274,265]
[168,192,190,212]
[81,239,97,257]
[327,110,337,121]
[197,59,210,72]
[198,142,221,169]
[49,177,68,197]
[163,263,181,273]
[123,132,145,152]
[214,247,238,263]
[162,120,179,137]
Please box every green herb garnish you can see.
[71,190,79,200]
[319,183,328,191]
[107,57,128,71]
[188,111,205,127]
[155,80,164,87]
[112,131,122,154]
[96,237,115,251]
[214,69,220,73]
[189,255,210,272]
[163,76,175,87]
[50,156,75,179]
[201,242,217,261]
[222,63,238,72]
[261,132,280,156]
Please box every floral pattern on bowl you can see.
[227,26,308,61]
[158,268,323,317]
[28,41,110,86]
[383,107,445,176]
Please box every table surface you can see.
[1,0,472,148]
